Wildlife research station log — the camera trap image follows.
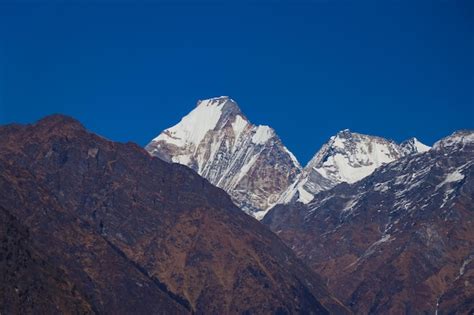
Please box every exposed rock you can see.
[264,130,474,314]
[146,96,301,219]
[278,130,430,205]
[0,206,94,314]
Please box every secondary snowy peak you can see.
[146,97,301,219]
[400,137,431,155]
[309,130,404,184]
[279,130,406,204]
[433,130,474,151]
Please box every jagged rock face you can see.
[146,96,301,219]
[263,130,474,314]
[278,130,430,205]
[0,115,349,314]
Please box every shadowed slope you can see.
[0,115,348,314]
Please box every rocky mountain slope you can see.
[146,96,301,219]
[278,130,431,205]
[0,115,349,314]
[0,206,94,314]
[263,130,474,314]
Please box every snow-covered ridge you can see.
[433,130,474,150]
[279,130,432,205]
[312,130,404,184]
[147,96,444,219]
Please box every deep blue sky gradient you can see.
[1,1,472,164]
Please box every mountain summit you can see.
[400,137,431,155]
[279,130,431,204]
[146,97,301,219]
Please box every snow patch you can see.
[252,125,273,145]
[412,138,431,153]
[173,154,192,165]
[373,181,390,192]
[332,135,345,149]
[436,170,465,189]
[231,115,248,139]
[297,186,315,204]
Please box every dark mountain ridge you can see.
[0,115,348,314]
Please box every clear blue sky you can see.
[0,1,472,164]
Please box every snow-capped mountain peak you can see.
[311,130,404,184]
[400,137,431,154]
[146,97,301,218]
[279,131,407,205]
[151,96,243,148]
[433,130,474,151]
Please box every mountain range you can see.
[147,97,432,218]
[1,96,472,314]
[0,115,347,314]
[146,97,473,313]
[263,130,474,314]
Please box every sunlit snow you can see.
[153,97,227,147]
[252,125,273,145]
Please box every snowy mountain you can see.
[263,130,474,314]
[400,137,431,155]
[146,96,301,219]
[279,130,430,204]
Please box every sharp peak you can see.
[335,129,381,137]
[194,96,247,120]
[335,128,352,135]
[333,129,365,139]
[327,130,401,149]
[196,96,234,106]
[401,137,421,144]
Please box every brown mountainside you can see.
[264,131,474,314]
[0,115,348,314]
